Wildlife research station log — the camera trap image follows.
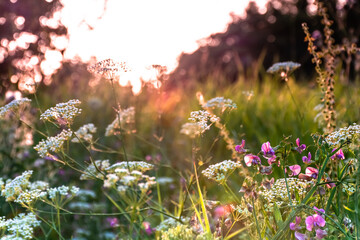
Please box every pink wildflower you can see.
[296,138,306,153]
[302,152,312,164]
[244,154,261,167]
[315,228,327,239]
[290,216,302,231]
[235,139,246,153]
[295,231,308,240]
[259,165,273,175]
[331,149,345,160]
[261,141,275,159]
[288,165,301,176]
[142,222,155,235]
[305,167,318,179]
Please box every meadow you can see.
[0,3,360,240]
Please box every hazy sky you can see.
[60,0,268,72]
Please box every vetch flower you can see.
[315,228,327,239]
[331,149,345,160]
[290,216,302,231]
[305,167,318,179]
[261,142,275,159]
[288,165,301,176]
[294,231,308,240]
[235,139,246,153]
[244,154,261,167]
[305,207,326,231]
[302,152,312,164]
[142,221,155,235]
[259,165,273,175]
[296,138,306,153]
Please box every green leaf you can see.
[273,203,283,226]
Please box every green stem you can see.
[252,197,262,240]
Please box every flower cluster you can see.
[80,160,111,180]
[0,98,31,119]
[267,61,301,74]
[202,160,241,184]
[1,170,33,202]
[48,185,79,200]
[72,123,97,143]
[259,178,314,211]
[105,161,154,172]
[202,97,237,111]
[160,224,194,240]
[181,110,219,138]
[290,207,327,240]
[34,129,73,158]
[105,107,135,136]
[88,58,131,79]
[40,99,81,124]
[325,123,360,147]
[0,213,41,239]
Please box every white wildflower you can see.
[34,129,73,158]
[202,160,241,183]
[202,97,237,111]
[180,122,203,138]
[156,217,189,231]
[267,61,301,74]
[88,58,131,80]
[40,99,81,124]
[1,170,32,202]
[72,123,97,143]
[105,161,154,172]
[0,213,40,239]
[105,107,135,136]
[0,98,31,119]
[325,123,360,147]
[80,160,110,180]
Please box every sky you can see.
[60,0,268,72]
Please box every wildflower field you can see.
[1,2,360,240]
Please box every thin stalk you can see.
[285,79,303,121]
[252,197,262,240]
[223,182,241,204]
[355,162,360,240]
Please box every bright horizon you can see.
[60,0,268,72]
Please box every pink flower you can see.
[214,205,231,219]
[305,167,318,179]
[235,140,246,153]
[295,231,308,240]
[302,152,312,164]
[106,217,119,228]
[290,216,302,231]
[288,165,301,176]
[296,138,306,153]
[305,207,326,231]
[331,149,345,160]
[244,154,261,167]
[315,228,327,239]
[261,142,275,159]
[142,221,155,235]
[267,155,277,165]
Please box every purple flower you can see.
[296,138,306,153]
[315,228,327,239]
[235,139,246,153]
[267,155,277,165]
[290,216,302,231]
[331,149,345,161]
[295,231,308,240]
[305,208,326,231]
[302,152,312,164]
[261,142,275,159]
[142,221,155,235]
[288,165,301,176]
[244,154,261,167]
[106,217,119,228]
[305,167,318,179]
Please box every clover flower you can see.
[34,129,73,158]
[325,123,360,147]
[202,97,237,111]
[267,61,301,74]
[302,152,312,164]
[0,213,41,239]
[105,107,135,136]
[0,98,31,119]
[72,123,97,143]
[330,149,345,160]
[40,99,81,124]
[295,138,306,153]
[88,58,131,80]
[202,160,241,183]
